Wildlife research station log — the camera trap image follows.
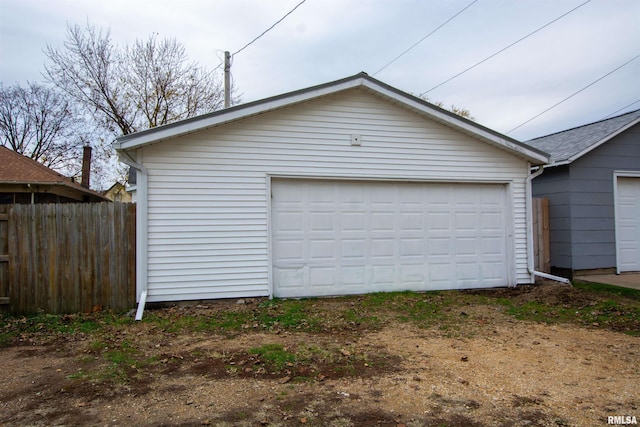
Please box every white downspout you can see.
[526,164,571,285]
[117,150,150,319]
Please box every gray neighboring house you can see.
[527,109,640,276]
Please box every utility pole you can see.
[224,51,231,108]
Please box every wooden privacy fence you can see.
[0,205,8,305]
[2,203,135,314]
[532,197,550,274]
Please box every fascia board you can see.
[542,160,570,168]
[0,181,107,200]
[565,116,640,164]
[361,79,550,165]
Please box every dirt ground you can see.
[1,284,638,427]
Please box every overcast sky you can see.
[0,0,638,141]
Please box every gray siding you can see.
[569,123,640,270]
[533,166,572,269]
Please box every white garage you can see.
[616,175,640,272]
[272,179,510,297]
[114,73,549,318]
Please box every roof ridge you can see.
[528,108,640,141]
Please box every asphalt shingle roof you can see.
[526,109,640,165]
[0,146,107,200]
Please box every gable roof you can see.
[0,146,108,201]
[114,72,549,166]
[526,109,640,166]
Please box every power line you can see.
[601,98,640,120]
[507,53,640,134]
[373,0,478,76]
[421,0,591,96]
[212,50,227,71]
[232,0,307,58]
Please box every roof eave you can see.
[356,78,549,165]
[114,72,549,165]
[114,74,369,151]
[530,112,640,168]
[564,116,640,164]
[0,180,109,201]
[542,159,570,168]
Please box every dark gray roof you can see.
[527,109,640,165]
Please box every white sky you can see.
[0,0,638,141]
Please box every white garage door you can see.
[271,179,510,298]
[616,177,640,272]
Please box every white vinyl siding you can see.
[141,88,531,302]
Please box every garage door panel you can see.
[372,213,394,231]
[309,267,334,287]
[372,238,395,257]
[457,262,479,281]
[400,264,427,282]
[274,212,303,232]
[276,240,304,261]
[342,267,367,285]
[455,237,478,255]
[430,263,453,282]
[482,262,506,281]
[272,179,509,297]
[274,268,304,290]
[342,239,366,259]
[341,213,366,231]
[428,237,451,256]
[401,213,422,230]
[372,265,395,284]
[428,213,451,231]
[310,213,334,231]
[481,212,503,230]
[400,238,423,256]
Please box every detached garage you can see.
[114,73,549,317]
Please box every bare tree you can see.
[45,23,230,137]
[417,94,474,121]
[0,82,83,170]
[128,34,226,129]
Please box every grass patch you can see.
[574,281,640,300]
[249,343,297,371]
[0,311,130,347]
[255,299,321,330]
[77,340,158,384]
[0,331,16,347]
[3,282,640,352]
[497,283,640,334]
[505,301,571,323]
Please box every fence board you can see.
[0,205,8,307]
[7,202,136,314]
[532,197,550,275]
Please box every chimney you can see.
[81,145,92,189]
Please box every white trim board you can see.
[614,170,640,274]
